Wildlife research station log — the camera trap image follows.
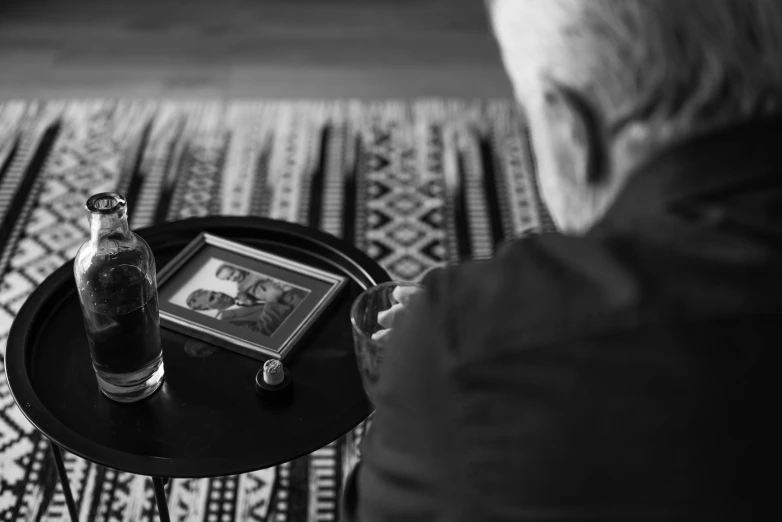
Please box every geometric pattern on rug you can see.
[0,99,549,521]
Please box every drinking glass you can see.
[350,280,425,404]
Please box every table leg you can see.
[152,476,171,522]
[49,441,79,522]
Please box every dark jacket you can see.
[217,301,293,336]
[342,118,782,521]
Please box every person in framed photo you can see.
[215,263,308,308]
[185,289,293,337]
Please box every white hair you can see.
[491,0,782,142]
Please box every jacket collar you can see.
[598,117,782,229]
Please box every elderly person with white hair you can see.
[342,1,780,520]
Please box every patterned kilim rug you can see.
[0,100,553,522]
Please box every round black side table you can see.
[5,217,387,522]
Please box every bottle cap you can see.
[263,360,285,385]
[255,360,292,400]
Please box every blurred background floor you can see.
[0,0,514,100]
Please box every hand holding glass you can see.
[350,281,425,404]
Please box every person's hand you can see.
[235,296,255,307]
[371,284,425,344]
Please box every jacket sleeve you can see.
[215,304,266,322]
[257,301,294,336]
[341,273,458,521]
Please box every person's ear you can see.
[541,77,608,186]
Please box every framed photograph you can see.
[157,233,348,361]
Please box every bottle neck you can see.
[89,211,131,242]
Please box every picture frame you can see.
[156,233,349,361]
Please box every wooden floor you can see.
[0,0,513,100]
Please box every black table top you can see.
[5,217,387,478]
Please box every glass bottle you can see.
[73,192,164,403]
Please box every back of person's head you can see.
[489,0,782,232]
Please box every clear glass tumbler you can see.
[350,280,425,404]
